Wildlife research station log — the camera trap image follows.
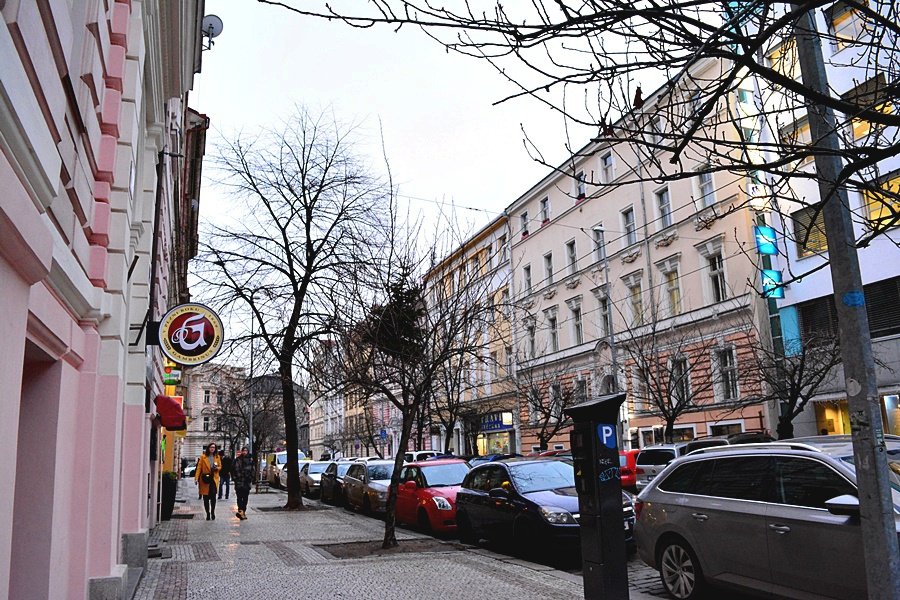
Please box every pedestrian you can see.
[218,449,233,500]
[195,442,222,520]
[232,446,255,520]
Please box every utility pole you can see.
[793,7,900,599]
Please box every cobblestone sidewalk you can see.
[135,480,663,600]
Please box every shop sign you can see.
[754,225,778,255]
[163,365,182,385]
[158,303,224,366]
[481,411,514,432]
[761,269,785,299]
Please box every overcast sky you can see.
[192,1,593,232]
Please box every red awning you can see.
[154,395,187,431]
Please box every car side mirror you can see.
[488,487,510,500]
[825,494,861,517]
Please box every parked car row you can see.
[633,435,900,600]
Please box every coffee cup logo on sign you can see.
[158,303,224,366]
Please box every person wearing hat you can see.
[232,446,255,520]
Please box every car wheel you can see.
[456,511,476,544]
[417,509,432,535]
[658,538,706,600]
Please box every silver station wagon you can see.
[634,436,900,600]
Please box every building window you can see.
[601,153,614,183]
[623,208,637,246]
[599,295,611,337]
[549,383,562,422]
[489,352,498,381]
[501,288,511,317]
[708,253,727,303]
[523,265,532,294]
[575,170,586,199]
[629,283,644,326]
[566,240,577,275]
[544,253,554,285]
[204,390,210,404]
[792,204,828,257]
[864,173,900,233]
[575,379,588,402]
[203,416,210,432]
[799,276,900,340]
[216,390,223,404]
[665,269,682,315]
[593,225,606,262]
[656,187,672,228]
[540,197,551,223]
[632,367,649,412]
[671,357,690,404]
[521,212,529,237]
[716,347,739,402]
[498,235,508,263]
[737,88,753,104]
[829,2,865,50]
[527,324,536,358]
[548,315,559,352]
[780,118,813,164]
[697,168,715,207]
[505,346,514,376]
[769,40,800,80]
[572,306,584,345]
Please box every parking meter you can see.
[565,393,629,600]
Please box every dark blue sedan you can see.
[455,458,635,552]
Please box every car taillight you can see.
[636,467,645,475]
[634,500,644,520]
[620,467,633,476]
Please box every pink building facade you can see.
[0,1,206,598]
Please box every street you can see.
[135,481,769,600]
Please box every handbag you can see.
[202,473,212,484]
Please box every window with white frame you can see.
[650,116,663,147]
[697,167,715,207]
[632,367,648,412]
[575,378,587,402]
[540,197,551,223]
[657,257,682,316]
[566,240,577,275]
[601,153,614,183]
[549,383,562,422]
[696,237,727,304]
[575,170,586,198]
[501,288,511,317]
[498,235,508,263]
[505,345,513,376]
[623,207,637,246]
[547,313,559,352]
[671,356,690,404]
[622,272,644,326]
[521,212,529,236]
[656,186,672,228]
[599,295,611,337]
[829,2,865,50]
[572,306,584,345]
[216,390,223,404]
[527,324,536,358]
[204,389,210,404]
[544,253,554,285]
[523,265,532,294]
[593,225,606,262]
[528,387,541,424]
[203,416,210,431]
[716,347,739,402]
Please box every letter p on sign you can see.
[597,423,617,449]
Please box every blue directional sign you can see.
[754,225,778,255]
[597,423,617,449]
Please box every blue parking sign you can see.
[597,423,617,449]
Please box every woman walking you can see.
[195,442,222,520]
[231,446,255,520]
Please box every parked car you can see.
[404,450,439,462]
[343,460,396,514]
[634,443,691,491]
[278,459,310,489]
[321,461,353,504]
[455,458,636,553]
[267,450,307,487]
[395,459,471,533]
[634,435,900,600]
[682,431,775,455]
[182,463,197,478]
[467,453,522,467]
[619,449,640,491]
[299,461,331,497]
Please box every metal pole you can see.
[249,298,255,462]
[792,8,900,598]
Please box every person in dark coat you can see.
[218,450,233,499]
[232,446,255,520]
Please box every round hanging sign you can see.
[158,303,224,366]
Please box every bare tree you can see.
[207,373,286,458]
[195,107,390,509]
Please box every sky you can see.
[191,1,593,232]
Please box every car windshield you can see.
[422,463,469,487]
[509,461,575,494]
[368,464,394,481]
[337,464,351,477]
[308,463,329,474]
[840,448,900,506]
[637,449,676,466]
[276,454,286,465]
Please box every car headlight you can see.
[540,506,577,525]
[432,497,452,511]
[372,489,387,499]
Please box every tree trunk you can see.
[664,420,675,444]
[279,361,304,509]
[776,416,795,440]
[383,399,417,549]
[443,417,457,453]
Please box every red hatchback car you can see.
[395,459,470,533]
[619,449,640,491]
